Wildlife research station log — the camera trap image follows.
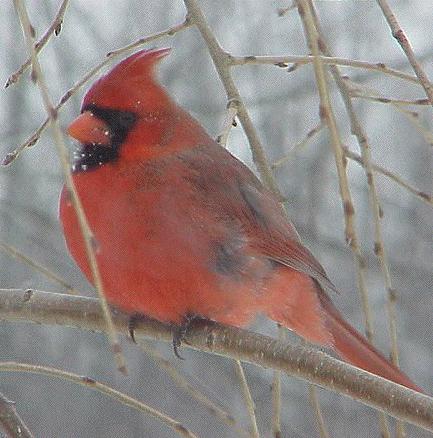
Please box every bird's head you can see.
[68,48,175,172]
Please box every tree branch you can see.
[376,0,433,108]
[0,288,432,432]
[5,0,70,88]
[13,0,126,374]
[0,362,196,438]
[0,391,34,438]
[231,54,419,85]
[183,0,282,197]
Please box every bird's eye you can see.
[81,105,137,144]
[116,112,136,130]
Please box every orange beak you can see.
[67,111,111,145]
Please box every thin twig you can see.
[2,119,48,166]
[292,8,376,421]
[0,391,34,438]
[0,242,77,294]
[393,104,433,147]
[351,94,430,107]
[308,387,330,438]
[0,362,197,438]
[183,0,281,197]
[106,18,191,57]
[343,147,433,207]
[138,342,250,438]
[271,122,323,169]
[275,132,433,208]
[230,55,420,85]
[234,361,260,438]
[2,18,190,167]
[306,3,397,434]
[271,325,285,438]
[347,131,400,371]
[335,77,433,147]
[0,289,432,432]
[271,371,281,438]
[295,0,357,246]
[376,0,433,108]
[13,0,126,374]
[5,0,70,88]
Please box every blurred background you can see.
[1,1,432,437]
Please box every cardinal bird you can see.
[60,48,420,392]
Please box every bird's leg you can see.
[128,313,146,344]
[129,312,208,358]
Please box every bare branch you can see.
[5,0,69,88]
[0,362,197,438]
[306,2,399,433]
[277,3,296,17]
[308,387,330,438]
[0,242,77,294]
[231,55,420,85]
[393,104,433,147]
[0,391,34,438]
[295,0,357,246]
[271,326,285,438]
[352,94,431,107]
[0,288,432,432]
[106,18,191,57]
[183,0,282,197]
[234,361,259,438]
[343,147,433,207]
[139,343,249,437]
[13,0,126,374]
[272,122,323,169]
[376,0,433,108]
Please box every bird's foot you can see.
[128,312,209,359]
[172,313,207,360]
[128,313,146,344]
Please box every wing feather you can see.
[176,143,339,295]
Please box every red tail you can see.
[319,294,422,393]
[264,270,422,393]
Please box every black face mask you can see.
[72,105,137,172]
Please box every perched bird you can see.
[60,48,420,392]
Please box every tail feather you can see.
[319,294,422,393]
[264,269,422,392]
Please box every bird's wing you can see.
[236,182,339,295]
[177,143,339,295]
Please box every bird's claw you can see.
[172,313,205,360]
[128,313,143,344]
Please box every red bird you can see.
[60,48,420,392]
